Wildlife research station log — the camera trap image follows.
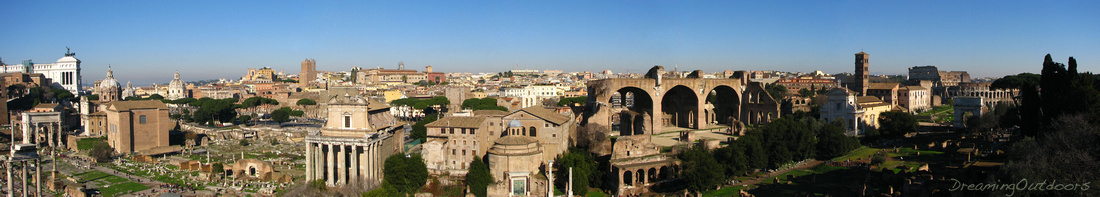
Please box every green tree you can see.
[296,98,317,106]
[990,73,1040,90]
[272,109,290,123]
[679,145,723,193]
[239,139,250,146]
[462,98,508,111]
[556,96,588,107]
[555,148,596,196]
[51,89,75,101]
[147,94,164,100]
[410,114,438,141]
[797,88,814,98]
[877,112,917,137]
[212,163,225,175]
[814,120,860,160]
[757,118,817,167]
[89,141,114,162]
[384,154,429,194]
[237,115,252,124]
[361,183,398,197]
[466,157,492,197]
[713,144,748,178]
[765,83,788,101]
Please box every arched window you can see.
[529,127,537,137]
[522,127,526,136]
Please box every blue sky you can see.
[2,1,1098,85]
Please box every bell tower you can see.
[854,52,869,95]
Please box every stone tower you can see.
[300,58,316,87]
[854,52,869,95]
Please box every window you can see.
[450,128,455,134]
[343,115,352,128]
[452,149,456,155]
[470,129,476,135]
[529,127,537,137]
[462,150,466,155]
[461,128,466,134]
[139,115,147,124]
[473,150,477,156]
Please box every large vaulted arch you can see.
[661,85,698,129]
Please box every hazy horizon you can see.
[4,1,1098,86]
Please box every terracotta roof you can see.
[366,100,390,111]
[425,116,486,128]
[856,96,884,104]
[473,110,509,116]
[516,106,570,125]
[903,86,927,91]
[109,100,169,111]
[89,111,107,116]
[493,135,539,146]
[856,96,892,108]
[34,103,58,109]
[867,83,899,90]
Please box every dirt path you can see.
[734,160,824,187]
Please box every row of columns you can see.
[306,141,385,187]
[5,159,42,197]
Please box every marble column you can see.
[314,143,323,183]
[6,160,12,197]
[337,144,345,185]
[305,142,313,180]
[351,145,359,182]
[326,143,334,186]
[35,160,40,197]
[21,161,28,197]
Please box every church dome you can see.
[99,67,121,88]
[99,78,120,88]
[168,71,185,88]
[507,119,523,128]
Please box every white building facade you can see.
[1,51,82,94]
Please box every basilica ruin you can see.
[581,66,780,195]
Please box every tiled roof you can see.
[867,83,899,90]
[516,106,570,125]
[494,135,539,145]
[109,100,169,111]
[34,103,58,109]
[426,116,486,128]
[856,96,892,108]
[473,110,509,116]
[903,86,927,91]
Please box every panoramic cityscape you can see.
[2,1,1098,197]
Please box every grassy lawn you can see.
[831,146,879,162]
[704,185,746,197]
[101,176,132,184]
[77,137,106,150]
[74,170,112,182]
[98,182,150,197]
[747,165,865,196]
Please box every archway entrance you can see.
[611,87,653,136]
[707,85,740,126]
[661,85,698,129]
